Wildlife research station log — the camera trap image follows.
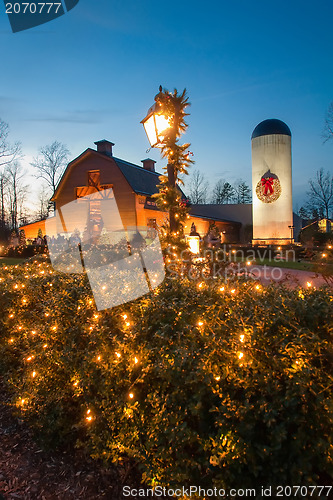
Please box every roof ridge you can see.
[113,157,161,176]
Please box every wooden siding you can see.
[20,220,46,240]
[53,152,137,231]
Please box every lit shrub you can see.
[0,261,332,491]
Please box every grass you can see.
[235,256,333,272]
[251,259,315,271]
[0,257,26,266]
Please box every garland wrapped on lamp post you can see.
[141,86,194,252]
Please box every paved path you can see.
[247,265,332,288]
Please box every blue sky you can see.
[0,0,332,209]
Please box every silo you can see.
[251,119,293,245]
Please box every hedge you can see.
[0,260,332,493]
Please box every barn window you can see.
[88,170,100,188]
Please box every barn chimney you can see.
[94,140,114,157]
[141,158,156,172]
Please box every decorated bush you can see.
[0,260,332,493]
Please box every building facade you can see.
[21,140,245,243]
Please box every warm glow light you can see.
[115,352,121,358]
[322,253,327,258]
[246,261,251,266]
[219,286,225,292]
[155,113,171,136]
[97,355,101,361]
[306,282,312,288]
[186,235,200,254]
[240,334,245,343]
[231,289,236,294]
[32,371,37,378]
[27,356,34,361]
[198,282,204,289]
[198,321,204,327]
[255,285,261,290]
[238,352,244,360]
[134,357,138,364]
[142,107,171,148]
[215,376,220,381]
[129,393,134,399]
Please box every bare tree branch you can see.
[31,141,70,196]
[323,102,333,143]
[5,162,29,230]
[212,180,235,204]
[0,118,22,168]
[306,168,333,223]
[187,169,209,204]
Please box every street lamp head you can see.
[141,86,172,148]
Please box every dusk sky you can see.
[1,0,332,210]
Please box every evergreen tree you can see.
[221,182,235,204]
[234,180,252,203]
[298,206,309,220]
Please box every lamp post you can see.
[288,225,295,243]
[141,86,193,246]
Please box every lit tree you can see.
[187,169,209,204]
[150,88,194,247]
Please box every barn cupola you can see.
[94,140,114,157]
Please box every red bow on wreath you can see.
[261,177,274,195]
